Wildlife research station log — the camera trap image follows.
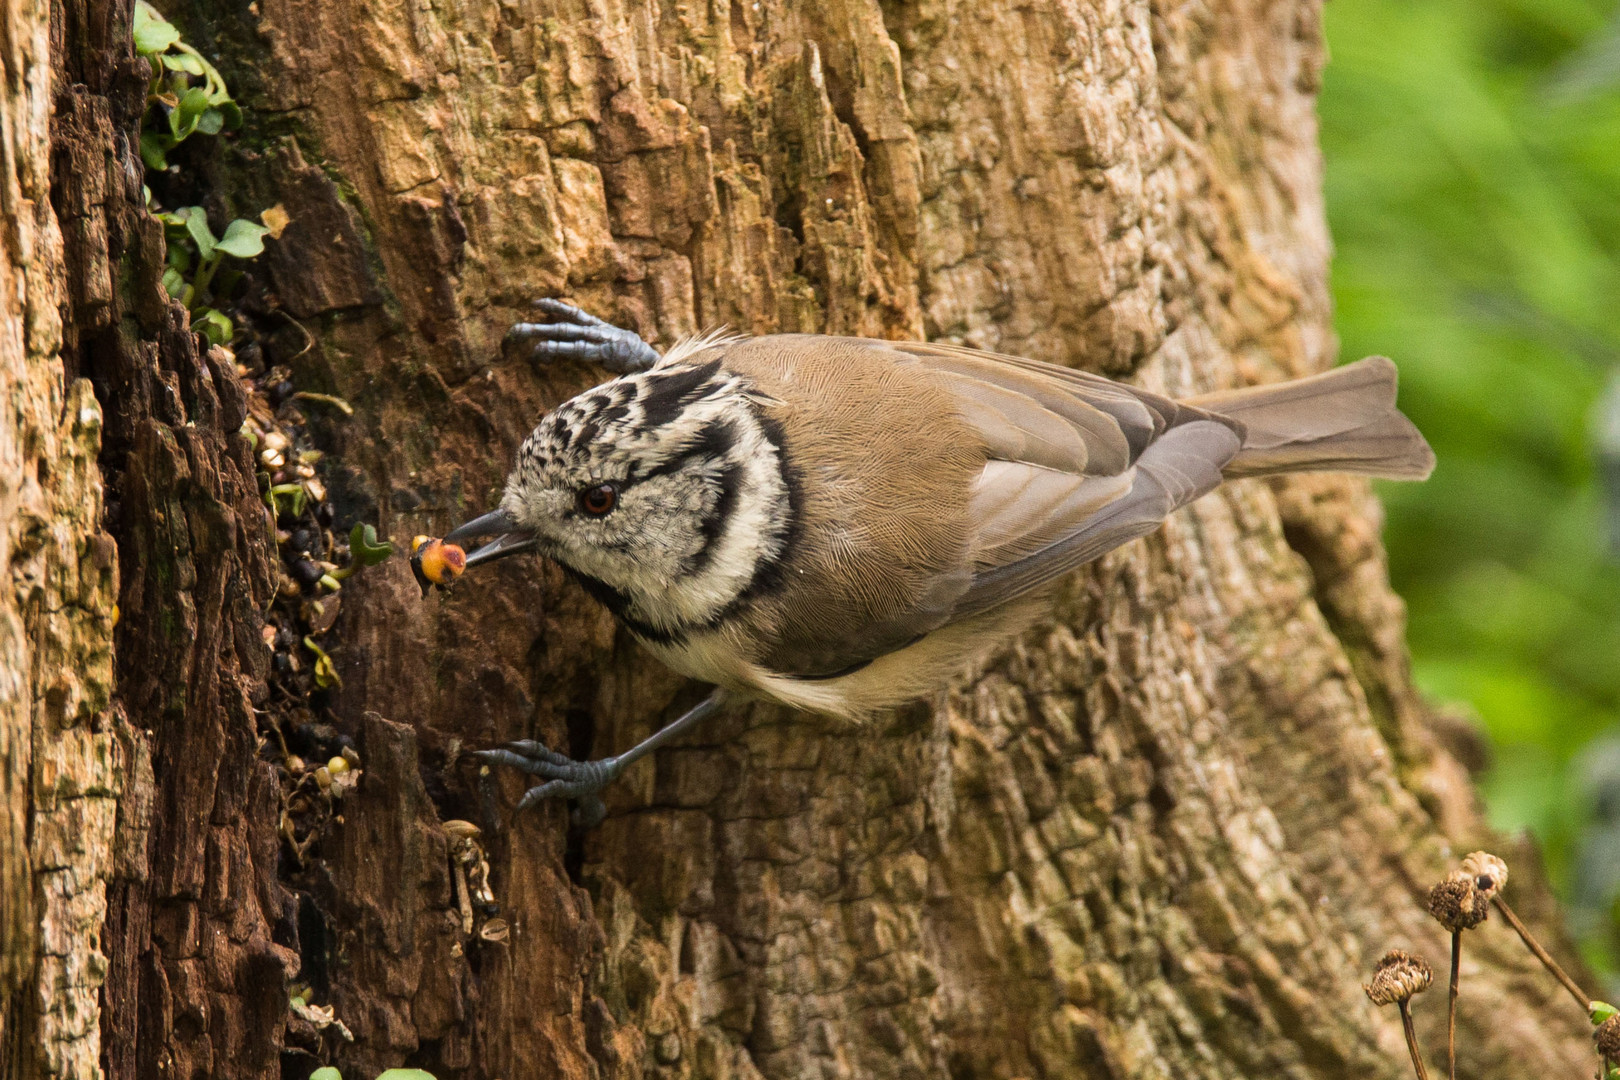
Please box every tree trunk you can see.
[2,0,1600,1078]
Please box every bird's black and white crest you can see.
[500,344,793,643]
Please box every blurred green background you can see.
[1320,0,1620,984]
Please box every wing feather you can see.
[887,339,1179,462]
[709,335,1248,680]
[866,339,1248,621]
[969,463,1135,566]
[917,354,1133,474]
[953,420,1243,618]
[949,379,1094,473]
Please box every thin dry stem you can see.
[1492,896,1589,1010]
[1447,930,1460,1080]
[1399,1000,1431,1080]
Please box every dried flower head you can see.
[1453,851,1509,900]
[1365,950,1434,1006]
[1596,1015,1620,1060]
[1427,877,1489,932]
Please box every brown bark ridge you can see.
[0,0,1598,1078]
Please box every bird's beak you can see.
[444,508,539,567]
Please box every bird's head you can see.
[446,359,793,639]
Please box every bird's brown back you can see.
[710,336,988,677]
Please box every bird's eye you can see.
[578,482,618,517]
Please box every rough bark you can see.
[0,0,1601,1078]
[2,1,120,1075]
[6,1,292,1078]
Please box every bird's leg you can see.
[475,688,728,828]
[503,298,662,374]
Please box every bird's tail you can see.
[1186,356,1435,481]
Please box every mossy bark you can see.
[0,0,1599,1078]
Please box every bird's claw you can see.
[504,298,661,374]
[474,691,727,831]
[475,740,624,828]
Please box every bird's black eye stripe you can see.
[628,419,738,484]
[638,359,723,429]
[577,482,619,516]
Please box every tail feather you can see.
[1186,356,1435,481]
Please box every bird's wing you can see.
[707,335,1244,680]
[885,340,1244,620]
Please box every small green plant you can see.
[133,2,289,346]
[331,524,395,580]
[133,2,241,170]
[151,199,288,347]
[301,636,341,690]
[308,1068,437,1080]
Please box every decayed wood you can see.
[2,2,120,1075]
[2,0,1600,1077]
[27,4,295,1079]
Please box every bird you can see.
[448,299,1434,825]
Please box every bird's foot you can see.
[475,739,621,828]
[503,298,661,374]
[474,691,729,830]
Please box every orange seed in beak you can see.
[410,537,467,595]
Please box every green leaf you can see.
[167,45,228,99]
[138,132,169,171]
[195,107,224,136]
[308,1069,343,1080]
[166,242,191,272]
[216,218,270,259]
[170,85,210,141]
[349,524,394,567]
[198,308,233,346]
[132,2,180,56]
[217,99,243,130]
[375,1071,437,1080]
[178,85,209,117]
[161,267,186,298]
[267,483,307,518]
[1591,1000,1618,1025]
[162,52,206,76]
[184,208,217,259]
